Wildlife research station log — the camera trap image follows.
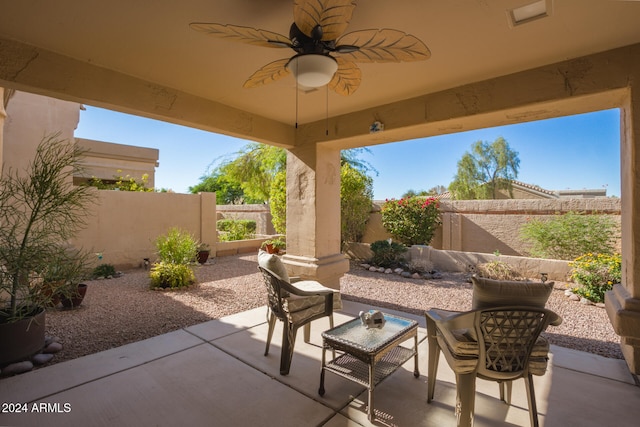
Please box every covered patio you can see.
[2,2,640,423]
[1,300,639,426]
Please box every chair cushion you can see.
[291,280,342,310]
[437,326,550,374]
[258,250,290,283]
[471,275,554,310]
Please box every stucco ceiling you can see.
[1,0,640,127]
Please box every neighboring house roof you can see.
[436,180,607,200]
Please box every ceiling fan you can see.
[190,0,431,96]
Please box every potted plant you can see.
[0,135,95,365]
[261,238,286,254]
[196,243,211,264]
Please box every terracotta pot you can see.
[264,244,279,254]
[0,307,45,366]
[61,283,88,309]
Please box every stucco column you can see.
[281,143,349,289]
[606,88,640,375]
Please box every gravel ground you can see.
[44,253,623,367]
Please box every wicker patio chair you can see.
[425,306,562,427]
[257,250,341,375]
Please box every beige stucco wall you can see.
[75,138,159,187]
[73,190,217,270]
[2,90,79,174]
[362,198,622,259]
[217,204,275,235]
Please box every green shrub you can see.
[87,171,154,192]
[569,253,621,303]
[520,211,618,260]
[269,170,287,234]
[155,227,198,264]
[369,240,408,268]
[341,163,374,246]
[92,264,116,279]
[381,197,442,246]
[217,219,256,241]
[149,262,195,289]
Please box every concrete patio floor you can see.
[1,300,639,427]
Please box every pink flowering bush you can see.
[381,197,442,246]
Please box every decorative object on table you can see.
[359,310,386,329]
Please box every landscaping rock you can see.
[401,272,412,278]
[43,342,63,354]
[596,303,606,308]
[580,297,593,305]
[369,266,377,272]
[377,267,385,273]
[361,263,371,269]
[394,268,404,274]
[2,361,33,376]
[432,272,443,279]
[564,289,574,296]
[422,273,433,280]
[32,353,54,365]
[411,273,421,279]
[384,268,393,274]
[569,294,580,301]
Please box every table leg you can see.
[368,362,375,421]
[413,333,420,377]
[319,344,326,396]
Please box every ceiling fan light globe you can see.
[287,54,338,88]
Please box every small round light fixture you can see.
[287,54,338,88]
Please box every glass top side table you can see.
[318,312,420,422]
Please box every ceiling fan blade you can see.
[190,23,291,49]
[243,58,291,88]
[336,29,431,62]
[328,57,361,96]
[293,0,356,41]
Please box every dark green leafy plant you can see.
[569,253,621,303]
[92,264,117,279]
[381,197,442,246]
[0,134,95,322]
[369,240,408,268]
[520,211,619,260]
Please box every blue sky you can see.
[75,106,621,199]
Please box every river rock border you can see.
[564,288,606,308]
[359,263,443,280]
[0,335,63,377]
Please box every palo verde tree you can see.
[449,137,520,200]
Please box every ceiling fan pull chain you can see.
[295,60,299,129]
[325,85,329,136]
